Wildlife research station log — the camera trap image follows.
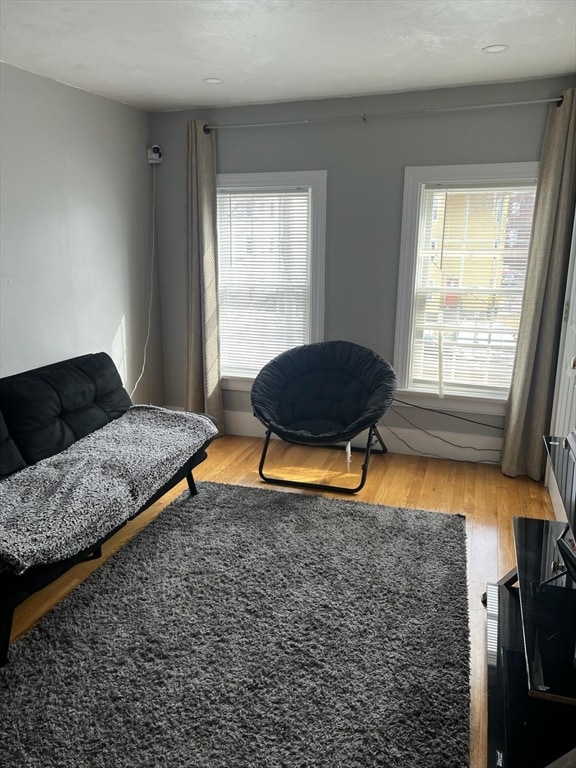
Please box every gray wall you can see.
[151,75,575,458]
[0,64,163,404]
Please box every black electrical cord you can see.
[388,406,501,452]
[379,423,500,465]
[392,397,505,431]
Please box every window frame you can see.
[216,170,326,389]
[393,162,539,414]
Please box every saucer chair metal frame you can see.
[251,341,397,494]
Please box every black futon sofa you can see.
[0,352,218,665]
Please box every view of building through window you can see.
[410,183,537,397]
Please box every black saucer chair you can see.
[251,340,397,493]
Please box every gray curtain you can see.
[185,120,223,429]
[501,89,576,480]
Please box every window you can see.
[394,163,538,405]
[216,171,326,381]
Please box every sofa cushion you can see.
[0,352,132,472]
[0,412,27,478]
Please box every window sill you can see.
[222,380,507,415]
[393,389,507,416]
[221,376,254,392]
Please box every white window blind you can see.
[409,182,536,397]
[217,172,325,379]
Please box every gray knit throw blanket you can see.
[0,406,218,574]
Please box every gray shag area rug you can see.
[0,482,470,768]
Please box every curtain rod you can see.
[203,95,563,132]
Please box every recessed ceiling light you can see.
[481,44,510,54]
[203,77,223,85]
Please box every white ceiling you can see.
[0,0,575,112]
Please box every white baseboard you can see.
[223,410,502,464]
[375,425,501,464]
[223,410,269,439]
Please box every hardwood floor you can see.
[10,435,554,768]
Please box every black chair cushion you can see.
[251,341,397,445]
